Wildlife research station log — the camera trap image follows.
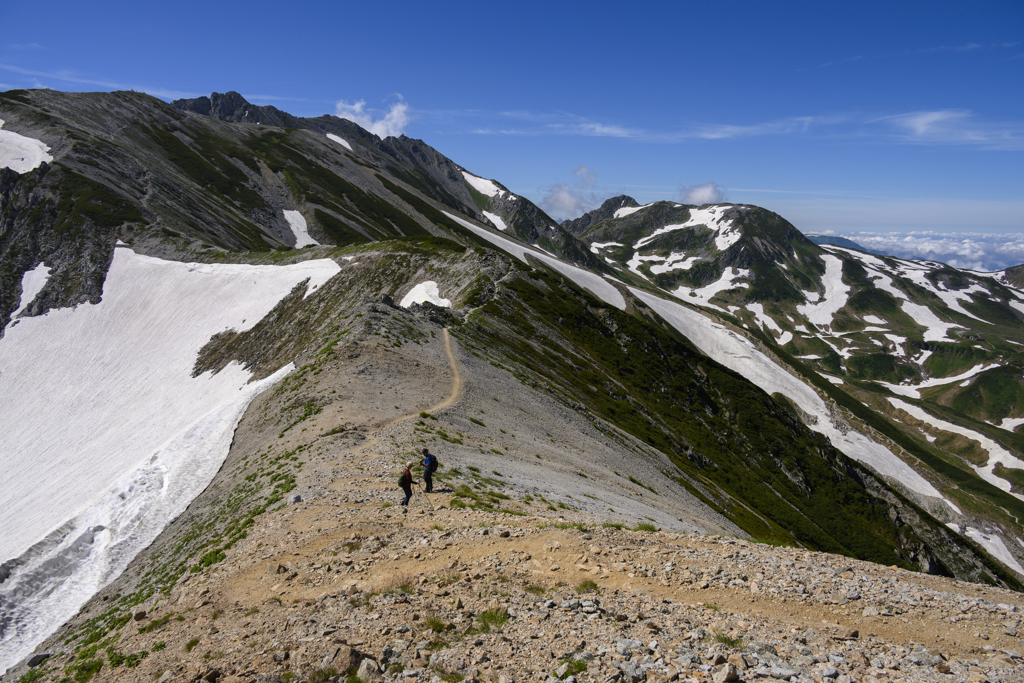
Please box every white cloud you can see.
[334,98,410,138]
[834,231,1024,272]
[681,182,726,205]
[539,166,601,221]
[875,109,1024,150]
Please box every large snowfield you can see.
[0,247,340,670]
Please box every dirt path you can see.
[332,328,461,467]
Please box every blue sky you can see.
[2,0,1022,262]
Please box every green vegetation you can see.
[633,522,658,532]
[556,659,587,680]
[713,632,743,648]
[476,607,510,631]
[575,579,600,593]
[185,638,200,652]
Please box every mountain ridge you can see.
[3,87,1024,678]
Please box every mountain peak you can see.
[562,194,639,236]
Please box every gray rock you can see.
[27,653,50,667]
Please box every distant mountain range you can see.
[3,87,1024,670]
[806,234,882,254]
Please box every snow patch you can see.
[442,211,626,310]
[613,204,652,219]
[797,255,849,328]
[997,417,1024,433]
[326,133,353,151]
[888,397,1024,501]
[650,254,700,274]
[282,210,319,248]
[962,527,1024,576]
[900,301,963,341]
[863,314,887,325]
[461,171,503,198]
[670,268,749,311]
[634,206,735,251]
[0,118,52,173]
[590,242,624,254]
[876,362,995,398]
[400,281,451,308]
[0,248,340,670]
[482,211,508,231]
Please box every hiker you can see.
[422,447,438,493]
[399,461,418,509]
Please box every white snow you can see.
[400,281,451,308]
[746,303,785,339]
[900,300,963,341]
[877,362,996,398]
[863,315,887,325]
[796,255,849,329]
[282,210,319,248]
[0,118,52,173]
[883,334,907,356]
[590,242,624,254]
[650,254,700,274]
[631,288,952,507]
[325,133,353,151]
[0,247,340,670]
[482,211,508,232]
[627,253,662,279]
[997,417,1024,433]
[9,262,52,321]
[633,206,736,251]
[613,204,652,219]
[461,171,503,198]
[962,527,1024,576]
[442,211,626,310]
[670,268,749,312]
[888,397,1024,501]
[822,374,845,385]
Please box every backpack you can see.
[425,454,439,472]
[398,469,411,488]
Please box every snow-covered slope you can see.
[0,247,340,670]
[0,118,52,173]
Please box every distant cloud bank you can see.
[826,231,1024,272]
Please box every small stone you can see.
[357,658,383,682]
[712,663,738,683]
[133,609,147,621]
[819,665,839,678]
[158,672,174,683]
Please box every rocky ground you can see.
[9,314,1024,683]
[16,501,1024,683]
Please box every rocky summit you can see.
[2,88,1024,682]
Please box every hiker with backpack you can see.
[421,447,439,493]
[399,462,418,509]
